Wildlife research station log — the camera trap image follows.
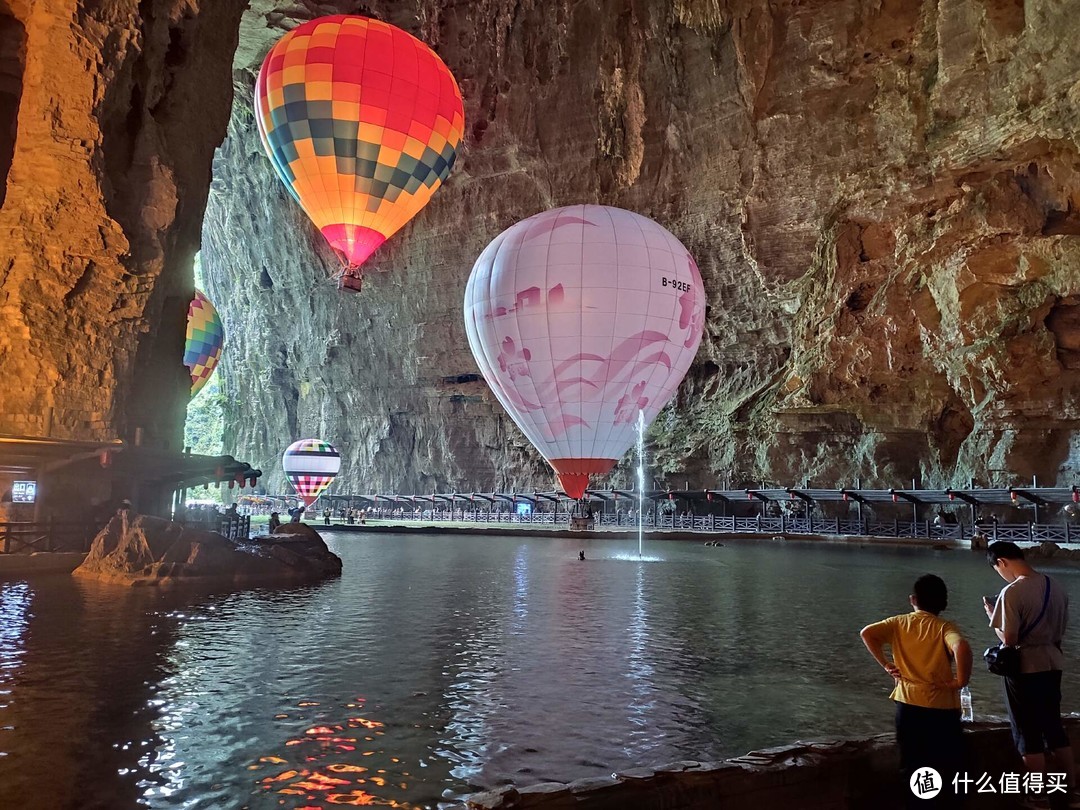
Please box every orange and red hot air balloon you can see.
[255,15,465,291]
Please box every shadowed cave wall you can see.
[202,0,1080,497]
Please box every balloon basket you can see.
[337,273,363,293]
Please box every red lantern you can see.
[1073,488,1079,503]
[892,493,898,503]
[99,450,112,468]
[948,492,955,501]
[842,492,849,502]
[1010,490,1018,503]
[706,491,713,502]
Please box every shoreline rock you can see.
[73,514,342,587]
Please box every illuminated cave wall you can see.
[0,0,246,448]
[3,0,1078,510]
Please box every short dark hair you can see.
[987,541,1025,567]
[913,574,948,614]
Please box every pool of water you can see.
[1,532,1078,809]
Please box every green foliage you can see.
[185,374,224,456]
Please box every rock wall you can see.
[204,0,1080,496]
[22,0,1053,497]
[0,0,246,447]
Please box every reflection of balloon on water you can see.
[282,439,341,507]
[184,290,224,397]
[464,205,706,499]
[255,15,465,291]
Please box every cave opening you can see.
[0,7,26,209]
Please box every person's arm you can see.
[989,587,1018,645]
[948,633,973,688]
[861,620,901,679]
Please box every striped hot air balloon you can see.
[282,439,341,507]
[184,290,224,397]
[255,15,465,291]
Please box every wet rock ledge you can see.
[467,719,1080,810]
[73,514,341,586]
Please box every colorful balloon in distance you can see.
[255,15,465,288]
[282,439,341,507]
[464,205,706,499]
[184,290,224,397]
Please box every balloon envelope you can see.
[184,290,223,397]
[463,205,706,499]
[255,15,465,277]
[282,439,341,507]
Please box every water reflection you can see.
[0,581,31,721]
[625,564,656,755]
[1,536,1079,809]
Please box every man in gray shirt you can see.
[985,541,1073,804]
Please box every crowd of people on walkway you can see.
[861,541,1073,808]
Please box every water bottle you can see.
[960,686,973,722]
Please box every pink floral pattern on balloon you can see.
[497,336,532,381]
[614,381,650,425]
[464,205,705,466]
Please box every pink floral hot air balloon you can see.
[464,205,706,499]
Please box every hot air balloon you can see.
[184,290,224,397]
[255,15,465,291]
[282,439,341,507]
[464,205,706,499]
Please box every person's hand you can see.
[884,663,901,680]
[982,596,995,619]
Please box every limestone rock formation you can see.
[203,0,1080,497]
[0,0,247,448]
[74,513,342,586]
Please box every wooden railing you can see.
[179,513,250,541]
[0,522,96,554]
[0,513,251,555]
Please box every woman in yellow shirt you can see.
[862,574,973,807]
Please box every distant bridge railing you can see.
[349,510,1079,543]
